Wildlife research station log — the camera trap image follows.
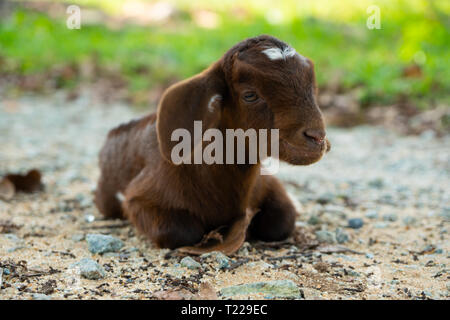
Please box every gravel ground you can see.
[0,93,449,300]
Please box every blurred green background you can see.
[0,0,448,109]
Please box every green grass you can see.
[0,0,449,107]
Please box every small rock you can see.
[165,267,185,278]
[180,256,202,270]
[365,210,379,219]
[3,233,22,243]
[374,222,389,229]
[200,251,230,270]
[32,293,52,300]
[308,215,321,225]
[220,280,300,298]
[237,242,251,256]
[335,228,349,244]
[402,216,417,226]
[344,269,360,277]
[313,262,329,273]
[76,193,92,208]
[379,194,396,205]
[301,287,322,300]
[71,233,85,242]
[7,245,26,253]
[86,234,124,254]
[422,290,432,298]
[368,178,384,189]
[323,205,347,218]
[348,218,364,229]
[102,252,120,258]
[366,253,374,259]
[71,258,106,280]
[383,213,398,222]
[281,270,299,282]
[247,261,272,271]
[317,192,334,204]
[84,213,95,223]
[315,230,336,244]
[439,208,450,221]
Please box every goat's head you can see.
[157,35,330,166]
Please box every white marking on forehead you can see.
[262,46,297,61]
[207,94,222,112]
[262,46,309,67]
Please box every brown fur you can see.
[95,35,330,249]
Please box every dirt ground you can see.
[0,92,449,300]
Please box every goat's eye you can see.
[242,92,258,103]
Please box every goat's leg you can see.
[123,198,205,249]
[94,175,124,219]
[249,176,296,241]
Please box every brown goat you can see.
[95,35,330,249]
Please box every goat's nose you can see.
[303,129,326,144]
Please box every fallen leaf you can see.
[179,208,259,256]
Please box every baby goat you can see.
[95,35,330,249]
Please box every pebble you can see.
[200,251,230,270]
[220,280,300,298]
[383,213,398,222]
[323,205,347,218]
[344,269,360,277]
[32,293,52,300]
[335,228,350,244]
[368,178,384,189]
[315,230,337,244]
[84,213,95,223]
[365,210,379,219]
[308,215,321,225]
[366,253,374,259]
[374,222,389,229]
[439,208,450,221]
[180,256,202,270]
[7,245,26,253]
[317,192,335,204]
[402,216,417,226]
[3,233,22,243]
[247,261,272,271]
[70,258,106,280]
[348,218,364,229]
[165,267,185,278]
[71,233,85,242]
[301,287,323,299]
[237,242,251,256]
[86,234,124,254]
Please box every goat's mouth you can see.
[279,137,329,165]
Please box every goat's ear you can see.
[156,63,226,163]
